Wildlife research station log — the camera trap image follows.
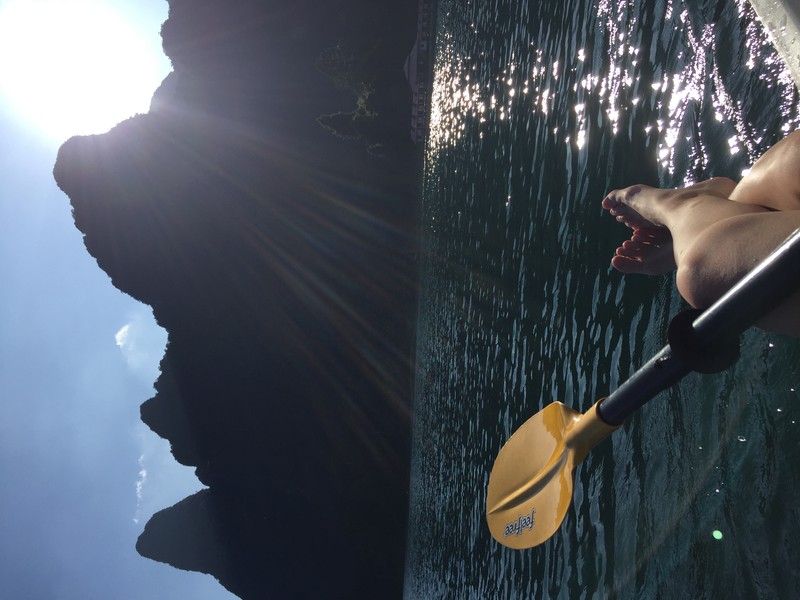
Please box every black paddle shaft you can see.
[598,227,800,426]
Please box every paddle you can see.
[486,227,800,549]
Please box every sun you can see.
[0,0,171,143]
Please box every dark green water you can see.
[406,0,800,597]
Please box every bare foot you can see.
[602,184,677,274]
[602,178,738,229]
[601,184,672,228]
[611,227,676,275]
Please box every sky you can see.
[0,1,233,598]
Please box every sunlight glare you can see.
[0,0,171,142]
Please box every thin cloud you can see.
[133,454,147,524]
[132,424,205,527]
[113,309,167,382]
[115,323,131,348]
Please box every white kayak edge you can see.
[748,0,800,91]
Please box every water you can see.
[406,0,800,597]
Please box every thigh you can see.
[729,131,800,211]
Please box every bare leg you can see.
[602,177,739,274]
[603,182,800,336]
[729,132,800,210]
[674,210,800,313]
[601,131,800,336]
[603,183,773,263]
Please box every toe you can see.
[602,195,620,209]
[632,229,656,242]
[611,255,642,273]
[617,242,644,257]
[620,240,639,251]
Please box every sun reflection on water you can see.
[428,0,799,180]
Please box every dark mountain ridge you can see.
[53,1,421,597]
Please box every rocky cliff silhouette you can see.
[53,1,420,597]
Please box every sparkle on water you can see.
[428,0,799,180]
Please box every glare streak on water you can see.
[407,0,800,598]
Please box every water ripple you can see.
[408,0,800,597]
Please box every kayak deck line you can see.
[748,0,800,90]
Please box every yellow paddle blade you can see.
[486,400,618,549]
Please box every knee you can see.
[676,263,704,309]
[784,130,800,147]
[701,177,737,198]
[675,233,750,309]
[675,249,726,310]
[706,176,736,187]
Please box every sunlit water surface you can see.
[407,0,800,597]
